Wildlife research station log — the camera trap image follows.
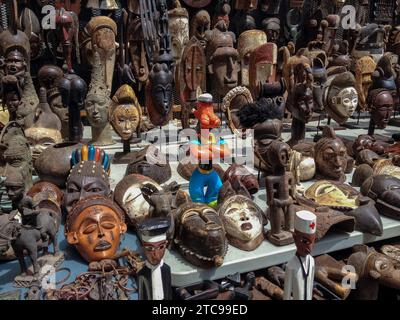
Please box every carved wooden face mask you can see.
[147,63,173,126]
[362,175,400,220]
[84,17,117,90]
[114,174,162,226]
[64,161,111,213]
[125,146,171,185]
[4,50,27,78]
[324,71,358,125]
[218,195,263,251]
[110,85,141,141]
[25,127,62,162]
[66,195,127,263]
[175,202,227,268]
[249,43,277,95]
[207,32,240,97]
[169,8,189,64]
[369,89,394,129]
[315,127,347,181]
[305,180,359,210]
[355,56,376,111]
[238,30,267,87]
[179,37,206,103]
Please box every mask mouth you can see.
[94,239,112,252]
[241,222,253,231]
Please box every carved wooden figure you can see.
[85,46,115,146]
[178,37,206,128]
[265,140,295,246]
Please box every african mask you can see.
[109,85,141,141]
[361,175,400,220]
[222,86,253,137]
[262,17,280,44]
[54,10,80,73]
[168,7,189,65]
[4,170,26,210]
[25,127,62,163]
[1,76,21,121]
[323,71,358,125]
[3,50,27,79]
[65,195,127,263]
[0,27,30,79]
[85,48,114,146]
[64,160,111,213]
[190,10,211,49]
[355,56,377,111]
[314,126,347,182]
[114,174,162,226]
[58,72,87,143]
[82,16,117,90]
[237,30,267,87]
[304,180,359,210]
[2,133,33,191]
[218,195,263,251]
[249,43,277,98]
[174,202,228,268]
[146,63,174,126]
[371,54,398,106]
[352,24,385,63]
[207,30,239,98]
[179,37,206,104]
[125,146,172,185]
[368,89,394,130]
[37,65,68,139]
[311,57,327,112]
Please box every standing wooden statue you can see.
[284,210,317,300]
[137,217,172,300]
[265,140,295,246]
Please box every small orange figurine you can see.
[193,93,221,129]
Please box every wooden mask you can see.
[237,30,267,87]
[178,37,206,103]
[109,85,141,141]
[65,195,127,263]
[314,126,347,182]
[168,7,189,65]
[218,195,263,251]
[83,16,117,90]
[174,202,228,268]
[146,63,174,126]
[249,43,277,97]
[355,56,376,111]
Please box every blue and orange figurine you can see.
[189,93,230,208]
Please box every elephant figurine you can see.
[348,244,400,300]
